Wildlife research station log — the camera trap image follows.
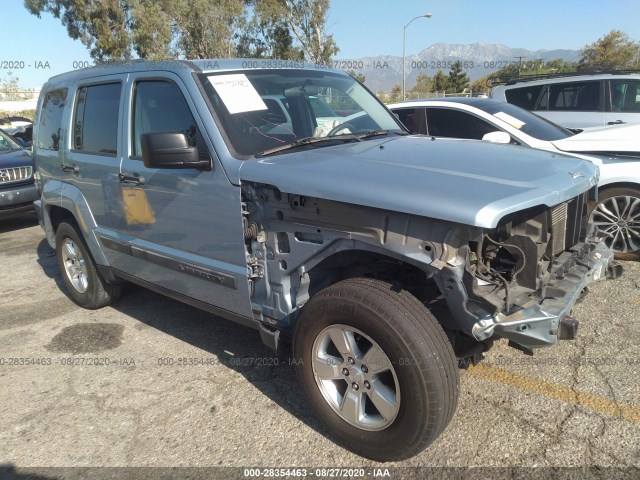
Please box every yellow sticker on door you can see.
[122,187,156,225]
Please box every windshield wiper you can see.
[256,135,362,157]
[357,129,409,139]
[256,130,407,157]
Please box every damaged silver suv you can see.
[33,60,622,461]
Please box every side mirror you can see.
[481,131,511,144]
[141,132,210,170]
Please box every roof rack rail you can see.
[487,69,640,88]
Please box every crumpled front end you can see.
[472,238,621,350]
[434,189,623,352]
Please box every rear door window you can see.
[72,83,121,155]
[548,81,602,111]
[392,108,425,134]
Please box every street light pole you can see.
[402,13,432,100]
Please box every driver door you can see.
[115,72,253,318]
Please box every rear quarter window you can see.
[505,85,544,110]
[37,88,68,151]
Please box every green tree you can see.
[579,30,640,71]
[347,69,365,83]
[409,72,432,97]
[24,0,337,62]
[171,0,246,58]
[447,61,470,93]
[25,0,134,62]
[469,77,490,96]
[432,70,449,93]
[255,0,339,64]
[271,23,304,59]
[0,72,24,101]
[130,0,173,59]
[388,84,402,102]
[285,0,339,64]
[241,1,304,59]
[480,58,579,88]
[544,59,578,73]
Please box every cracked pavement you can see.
[0,215,639,476]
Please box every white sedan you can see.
[388,98,640,259]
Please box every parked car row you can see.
[30,61,622,461]
[0,116,33,148]
[490,71,640,128]
[388,97,640,259]
[0,128,37,219]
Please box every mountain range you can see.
[344,43,581,93]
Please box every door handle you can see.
[607,120,625,125]
[61,164,80,173]
[119,173,145,185]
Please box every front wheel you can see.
[589,187,640,260]
[293,278,459,461]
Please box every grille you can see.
[0,166,32,185]
[550,202,568,256]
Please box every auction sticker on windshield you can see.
[208,74,267,114]
[494,111,526,129]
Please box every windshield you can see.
[200,69,404,157]
[476,101,573,141]
[0,130,21,152]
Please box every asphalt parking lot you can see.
[0,214,639,479]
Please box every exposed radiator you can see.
[550,192,589,256]
[551,202,568,256]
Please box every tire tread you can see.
[294,277,459,461]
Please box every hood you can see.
[552,123,640,154]
[0,148,32,169]
[239,135,598,228]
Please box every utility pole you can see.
[514,56,526,76]
[402,13,432,100]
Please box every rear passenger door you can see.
[64,76,132,269]
[117,72,253,317]
[538,80,605,128]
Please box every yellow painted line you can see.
[468,363,640,425]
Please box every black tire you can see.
[589,187,640,261]
[293,277,459,461]
[55,222,121,309]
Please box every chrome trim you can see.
[0,166,33,185]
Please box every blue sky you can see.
[3,0,639,87]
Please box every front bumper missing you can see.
[471,239,622,350]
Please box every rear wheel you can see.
[293,277,459,461]
[589,187,640,260]
[55,222,121,309]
